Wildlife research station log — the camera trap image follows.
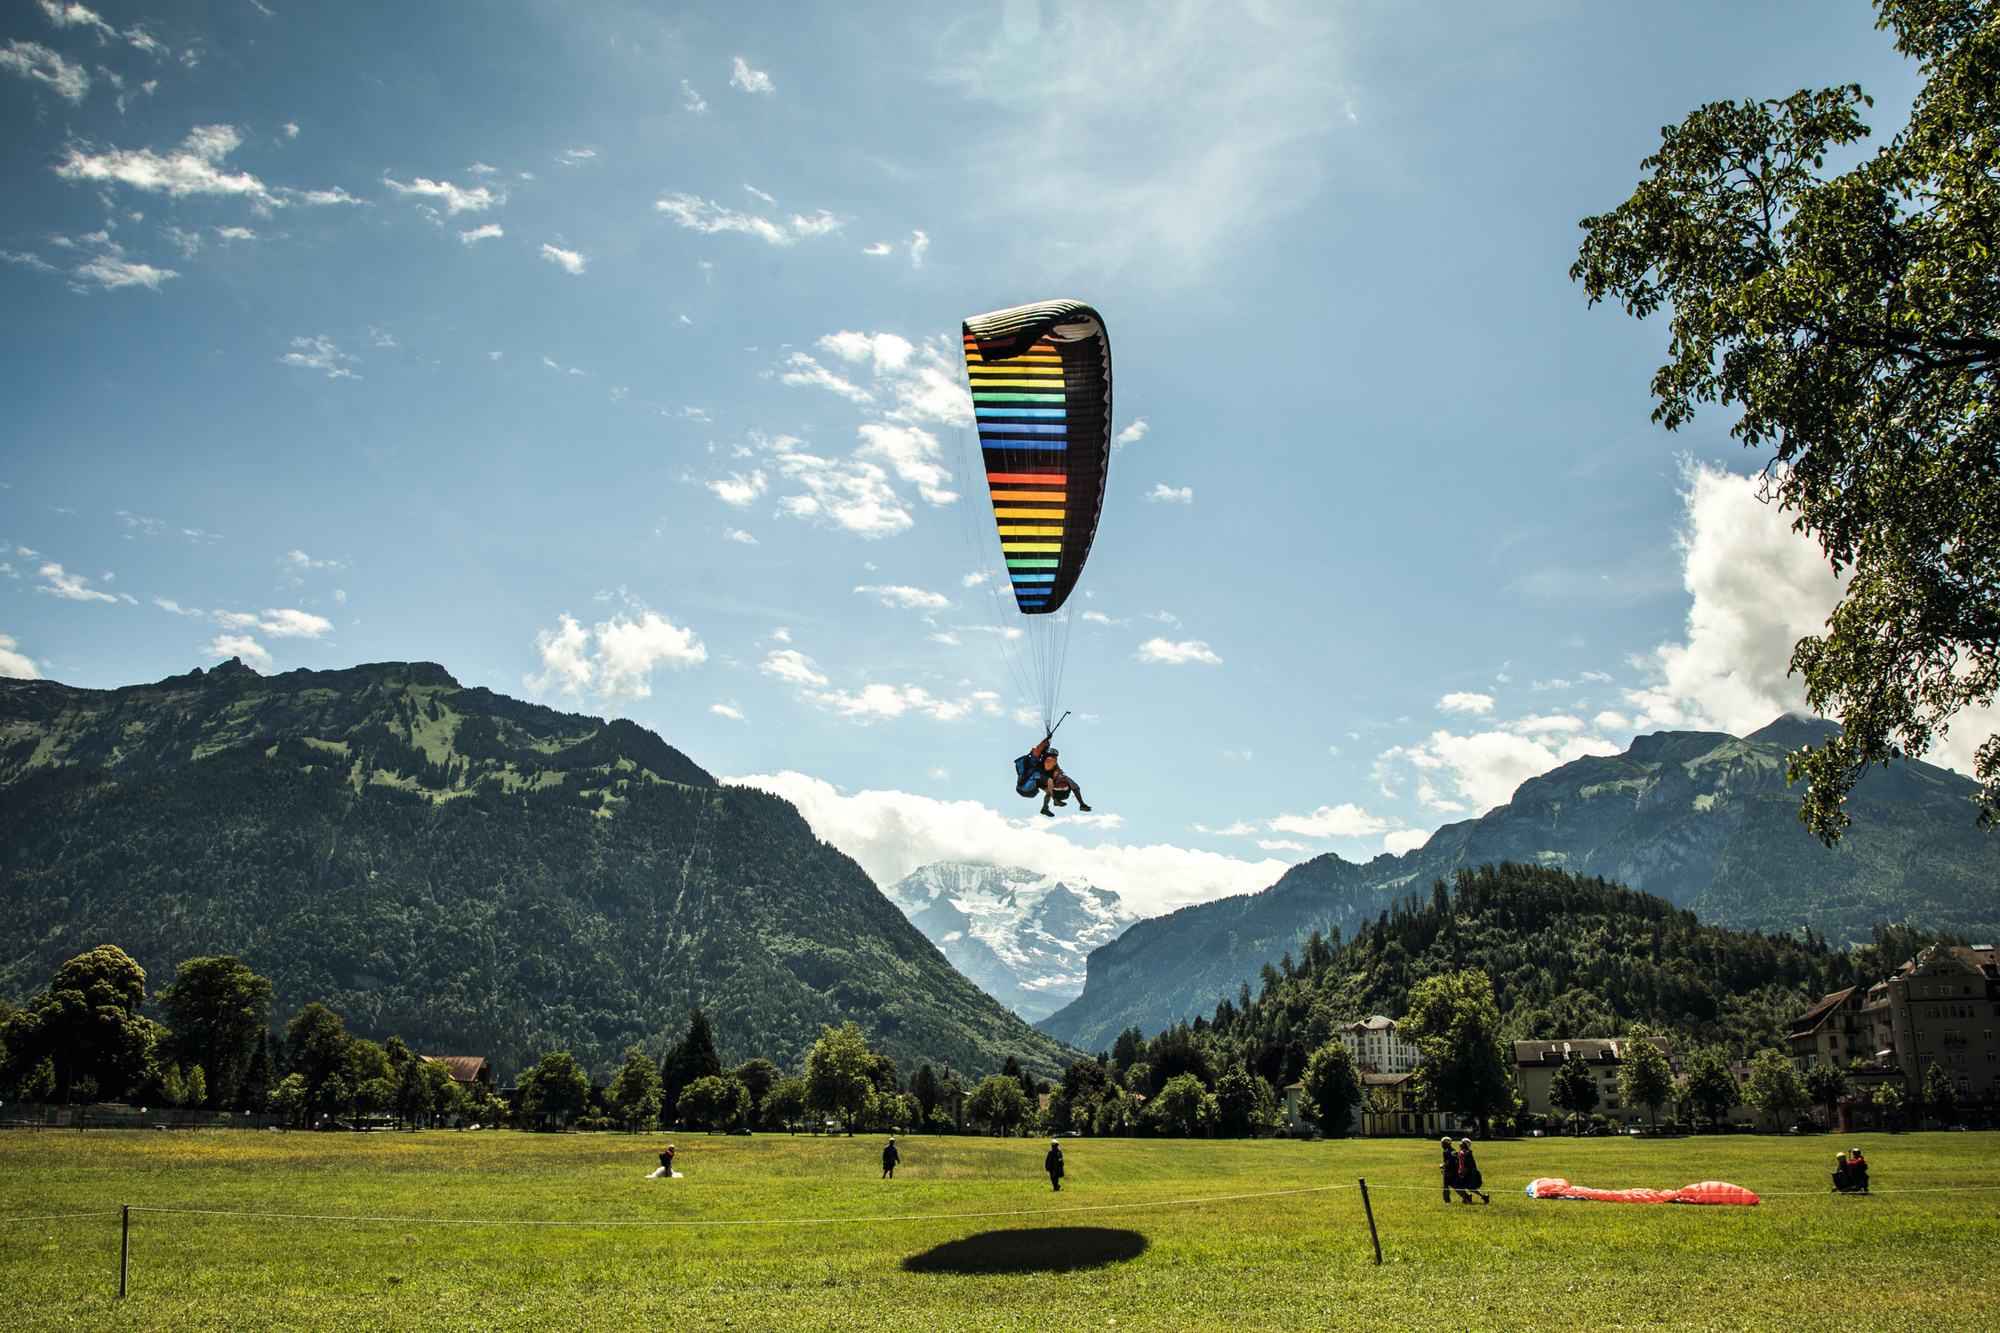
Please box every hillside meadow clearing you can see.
[4,1129,1996,1332]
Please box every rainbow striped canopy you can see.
[962,300,1112,615]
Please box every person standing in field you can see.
[1439,1137,1461,1203]
[1457,1138,1490,1204]
[882,1137,900,1179]
[1045,1138,1065,1192]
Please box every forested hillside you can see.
[1042,719,2000,1050]
[0,659,1082,1082]
[1132,861,1957,1076]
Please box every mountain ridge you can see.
[1038,718,2000,1051]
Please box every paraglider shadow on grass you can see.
[902,1227,1148,1275]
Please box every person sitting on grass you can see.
[1842,1148,1869,1194]
[647,1144,679,1179]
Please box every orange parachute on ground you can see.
[1526,1177,1759,1206]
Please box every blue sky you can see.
[1,1,1950,914]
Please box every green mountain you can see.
[1041,719,2000,1052]
[0,659,1082,1083]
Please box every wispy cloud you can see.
[1139,637,1220,665]
[556,148,595,166]
[729,55,773,94]
[1,40,88,102]
[73,250,174,291]
[57,126,275,207]
[215,607,332,638]
[1145,483,1192,504]
[280,335,356,379]
[854,584,950,611]
[383,173,499,215]
[458,223,503,244]
[710,702,744,720]
[760,648,828,687]
[681,79,706,112]
[207,633,271,667]
[708,470,767,507]
[655,193,839,246]
[540,243,586,274]
[35,562,116,601]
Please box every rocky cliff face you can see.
[883,863,1135,1024]
[1038,718,2000,1052]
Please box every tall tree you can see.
[1299,1040,1361,1136]
[607,1046,664,1131]
[764,1076,808,1133]
[678,1075,749,1130]
[965,1075,1030,1136]
[1616,1041,1677,1128]
[156,956,274,1112]
[519,1051,590,1129]
[1805,1063,1851,1128]
[1680,1048,1741,1131]
[1921,1062,1958,1123]
[1213,1069,1259,1137]
[804,1021,875,1136]
[1743,1049,1811,1130]
[2,945,157,1103]
[1573,0,2000,839]
[1400,969,1515,1136]
[659,1010,722,1126]
[1550,1054,1602,1134]
[732,1059,779,1124]
[910,1062,940,1118]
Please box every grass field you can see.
[5,1129,1997,1332]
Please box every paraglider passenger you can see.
[1027,732,1091,818]
[1458,1137,1490,1204]
[1439,1137,1465,1203]
[1844,1148,1869,1193]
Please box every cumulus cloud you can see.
[730,55,773,94]
[458,223,503,244]
[35,562,115,601]
[1382,828,1430,856]
[529,610,706,703]
[1268,803,1392,839]
[723,528,756,545]
[207,634,271,667]
[811,331,972,427]
[1,39,88,102]
[729,771,1289,916]
[540,243,586,274]
[1139,637,1220,665]
[812,683,971,722]
[1438,692,1494,715]
[855,423,956,504]
[214,607,331,638]
[655,193,838,245]
[1621,461,1998,777]
[773,451,911,538]
[74,251,175,291]
[280,335,356,378]
[0,633,41,678]
[57,126,275,206]
[1146,484,1192,504]
[760,649,829,688]
[855,584,951,611]
[1385,725,1623,816]
[709,471,767,507]
[711,702,744,720]
[1113,420,1149,450]
[383,173,499,214]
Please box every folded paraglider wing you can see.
[1670,1181,1760,1206]
[963,300,1112,616]
[1525,1176,1759,1205]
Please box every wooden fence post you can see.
[1357,1177,1381,1265]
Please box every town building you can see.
[1855,943,1999,1124]
[1357,1071,1446,1137]
[1337,1015,1420,1074]
[1511,1037,1675,1126]
[419,1055,494,1095]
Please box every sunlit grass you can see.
[5,1129,1996,1331]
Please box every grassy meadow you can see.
[4,1128,1996,1332]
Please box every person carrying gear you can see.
[1017,729,1091,818]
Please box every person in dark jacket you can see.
[1439,1137,1460,1202]
[1457,1138,1490,1204]
[1845,1148,1869,1193]
[882,1137,901,1179]
[1045,1138,1066,1191]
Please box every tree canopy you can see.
[1574,0,2000,840]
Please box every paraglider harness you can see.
[1014,714,1069,800]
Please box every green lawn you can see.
[4,1129,1996,1331]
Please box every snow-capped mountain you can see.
[883,863,1138,1024]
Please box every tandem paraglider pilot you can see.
[1017,728,1091,818]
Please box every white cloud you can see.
[300,187,362,206]
[1,39,88,102]
[284,549,338,570]
[280,335,356,378]
[530,610,705,702]
[711,702,744,720]
[557,148,596,166]
[655,193,840,246]
[1139,637,1220,665]
[0,633,40,678]
[743,184,775,204]
[214,607,331,638]
[214,226,256,241]
[908,230,929,268]
[282,122,300,138]
[2,250,55,272]
[1257,839,1310,853]
[542,357,585,376]
[383,174,499,214]
[779,353,871,403]
[153,597,197,615]
[863,242,892,256]
[594,612,707,699]
[772,452,911,538]
[761,648,829,687]
[207,634,271,667]
[35,562,115,602]
[38,2,112,34]
[540,243,586,274]
[855,423,956,504]
[458,223,503,244]
[73,252,175,291]
[708,470,767,507]
[723,527,757,545]
[812,683,970,722]
[1382,828,1430,856]
[1113,419,1149,450]
[57,126,275,205]
[729,771,1289,917]
[1267,803,1391,839]
[1438,692,1495,715]
[730,55,773,94]
[681,80,707,112]
[1145,483,1192,504]
[1386,726,1623,816]
[855,584,950,611]
[941,4,1352,279]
